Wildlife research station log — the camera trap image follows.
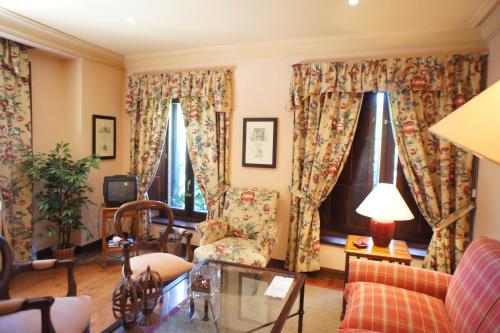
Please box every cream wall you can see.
[29,49,125,251]
[474,31,500,241]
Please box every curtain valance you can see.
[125,69,232,113]
[289,54,483,107]
[0,39,30,78]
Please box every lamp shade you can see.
[429,80,500,165]
[356,183,414,221]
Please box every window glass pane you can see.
[167,103,186,209]
[372,92,385,186]
[194,180,207,213]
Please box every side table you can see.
[342,234,412,315]
[100,205,140,267]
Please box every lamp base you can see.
[370,218,395,247]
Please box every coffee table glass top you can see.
[105,260,305,333]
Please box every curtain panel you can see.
[286,54,483,273]
[0,39,33,262]
[125,70,232,230]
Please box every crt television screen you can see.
[107,180,136,203]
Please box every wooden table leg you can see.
[298,283,305,333]
[342,253,350,318]
[101,211,107,267]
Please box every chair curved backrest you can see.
[0,235,13,299]
[113,200,175,241]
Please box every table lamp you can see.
[356,183,414,247]
[429,80,500,165]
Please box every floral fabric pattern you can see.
[225,187,278,239]
[194,237,267,268]
[389,55,482,273]
[0,39,32,262]
[286,92,363,272]
[193,187,279,267]
[196,217,229,246]
[286,54,483,273]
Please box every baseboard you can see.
[35,236,112,259]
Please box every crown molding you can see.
[470,0,499,27]
[125,27,487,72]
[0,7,123,68]
[478,2,500,41]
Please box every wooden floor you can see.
[9,259,344,332]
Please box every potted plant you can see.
[20,142,99,259]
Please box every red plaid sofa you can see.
[339,237,500,333]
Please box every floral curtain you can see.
[388,55,483,273]
[180,73,231,218]
[125,70,232,231]
[286,54,483,272]
[0,39,33,262]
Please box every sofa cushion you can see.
[0,295,91,333]
[341,282,452,333]
[224,187,278,239]
[194,237,267,267]
[445,237,500,333]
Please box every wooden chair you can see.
[0,235,91,333]
[114,200,194,282]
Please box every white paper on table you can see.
[264,276,294,299]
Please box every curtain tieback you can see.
[205,184,230,209]
[432,204,475,232]
[289,187,321,209]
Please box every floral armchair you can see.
[194,187,279,267]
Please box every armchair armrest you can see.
[348,259,452,301]
[0,297,56,333]
[196,217,229,246]
[13,259,77,297]
[256,220,278,260]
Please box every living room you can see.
[0,1,498,332]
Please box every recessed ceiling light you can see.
[348,0,359,5]
[125,16,136,24]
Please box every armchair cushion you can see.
[224,187,278,239]
[194,237,267,267]
[196,217,229,246]
[348,259,451,301]
[341,282,452,333]
[0,295,91,333]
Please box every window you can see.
[148,101,207,220]
[319,93,432,245]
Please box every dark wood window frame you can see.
[148,100,207,222]
[319,92,433,249]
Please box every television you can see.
[103,175,138,207]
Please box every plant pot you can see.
[52,244,76,260]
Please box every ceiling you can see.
[0,0,495,56]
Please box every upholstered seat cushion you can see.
[128,252,194,281]
[194,237,267,267]
[341,282,452,333]
[0,295,91,333]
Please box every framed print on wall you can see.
[242,118,277,168]
[92,115,116,159]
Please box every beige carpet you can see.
[281,285,343,333]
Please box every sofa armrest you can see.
[0,297,56,333]
[256,220,278,260]
[348,259,452,301]
[196,217,229,246]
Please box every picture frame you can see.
[92,115,116,160]
[242,118,277,168]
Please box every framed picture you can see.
[92,115,116,159]
[242,118,277,168]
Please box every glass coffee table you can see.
[103,260,306,333]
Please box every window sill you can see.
[151,217,198,230]
[320,234,427,259]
